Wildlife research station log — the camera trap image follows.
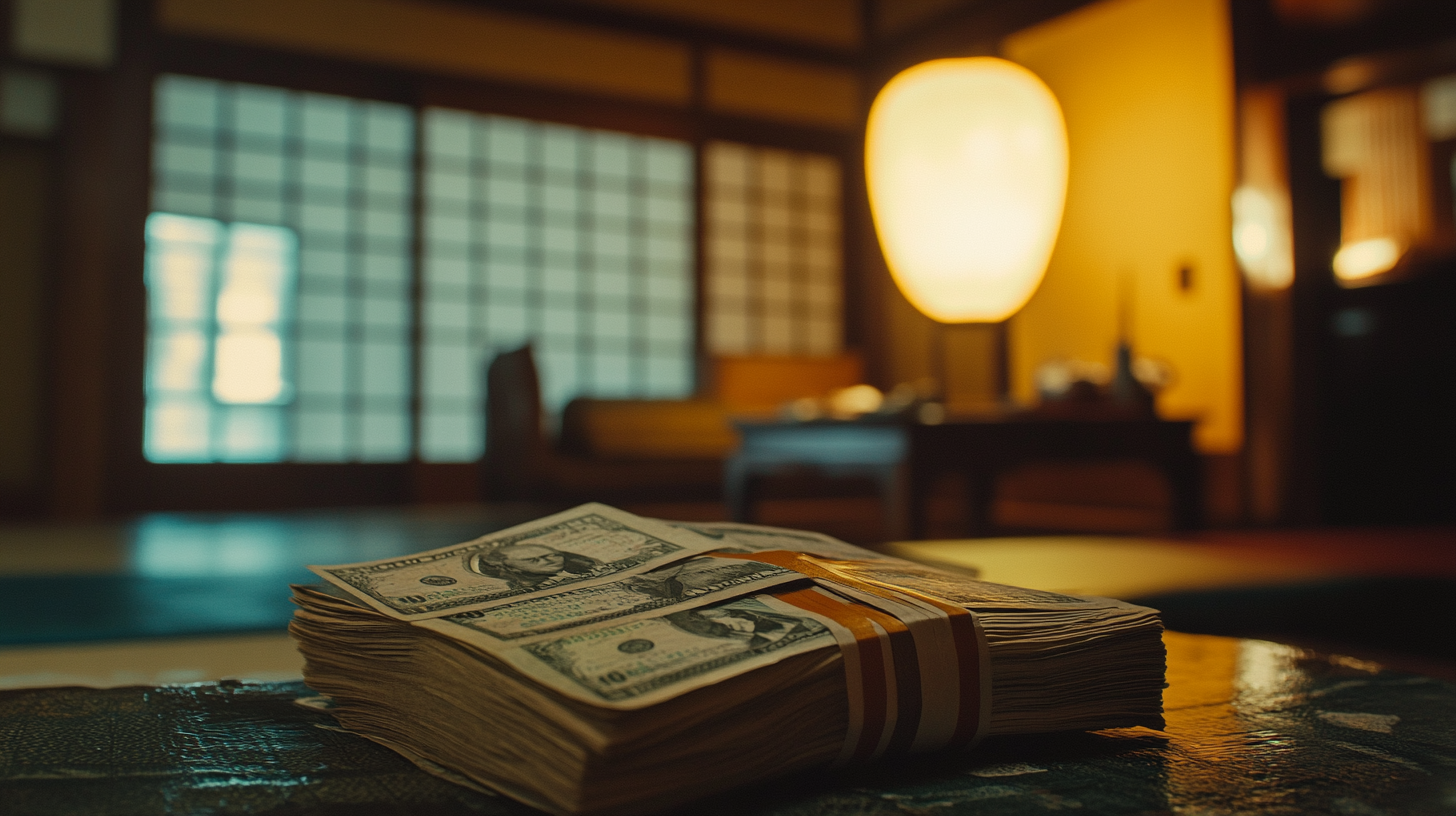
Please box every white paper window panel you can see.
[418,106,695,463]
[710,312,750,354]
[148,74,415,463]
[703,141,844,358]
[142,213,297,461]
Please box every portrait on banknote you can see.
[664,604,809,651]
[623,557,779,602]
[513,595,834,705]
[465,543,605,591]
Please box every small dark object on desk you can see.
[3,633,1452,816]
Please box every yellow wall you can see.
[1004,0,1242,453]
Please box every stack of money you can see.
[291,504,1165,814]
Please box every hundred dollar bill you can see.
[478,594,834,708]
[309,503,720,620]
[417,555,806,648]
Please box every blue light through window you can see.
[143,213,297,462]
[148,74,416,463]
[419,109,697,461]
[144,74,839,468]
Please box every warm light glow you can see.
[1231,186,1293,289]
[828,384,884,418]
[1322,88,1429,286]
[1332,236,1403,281]
[211,224,294,405]
[213,331,286,403]
[1002,0,1243,455]
[866,57,1068,322]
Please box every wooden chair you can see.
[480,345,726,502]
[711,353,864,416]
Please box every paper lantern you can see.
[866,57,1068,323]
[1333,236,1403,281]
[1322,88,1425,285]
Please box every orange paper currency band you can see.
[855,600,922,756]
[772,587,890,761]
[848,576,985,745]
[716,550,985,757]
[772,587,924,760]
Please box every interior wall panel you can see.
[705,48,860,130]
[157,0,692,105]
[1004,0,1243,454]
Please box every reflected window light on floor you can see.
[124,510,525,580]
[131,515,295,577]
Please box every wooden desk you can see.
[726,417,1202,538]
[3,632,1450,815]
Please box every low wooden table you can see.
[726,416,1202,538]
[3,631,1450,815]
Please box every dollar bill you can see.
[417,555,805,647]
[487,595,834,708]
[310,503,719,620]
[669,522,1097,610]
[820,560,1118,610]
[670,521,906,563]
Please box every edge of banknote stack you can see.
[289,503,1166,815]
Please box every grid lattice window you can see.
[704,141,842,356]
[419,108,696,463]
[147,74,415,462]
[145,76,830,467]
[143,214,297,462]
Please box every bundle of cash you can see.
[292,504,1165,814]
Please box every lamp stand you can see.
[932,320,949,403]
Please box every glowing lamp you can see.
[866,57,1068,322]
[1333,236,1403,282]
[1231,186,1294,290]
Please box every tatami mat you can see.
[0,632,302,690]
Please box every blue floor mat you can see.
[0,507,543,646]
[1,572,309,645]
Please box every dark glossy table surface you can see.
[2,631,1452,816]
